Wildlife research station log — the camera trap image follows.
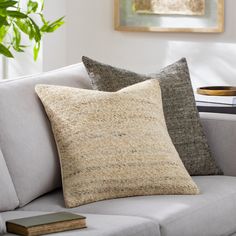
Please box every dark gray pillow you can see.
[82,56,222,176]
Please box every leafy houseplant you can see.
[0,0,64,60]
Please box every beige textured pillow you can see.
[35,79,199,208]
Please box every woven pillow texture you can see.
[35,79,199,208]
[82,56,222,176]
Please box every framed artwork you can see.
[114,0,224,33]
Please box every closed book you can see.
[195,93,236,105]
[6,212,86,236]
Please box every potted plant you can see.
[0,0,64,60]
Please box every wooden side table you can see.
[196,101,236,114]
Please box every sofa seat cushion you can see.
[1,211,160,236]
[20,176,236,236]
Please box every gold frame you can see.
[114,0,224,33]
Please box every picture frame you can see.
[114,0,224,33]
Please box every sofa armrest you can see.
[200,112,236,176]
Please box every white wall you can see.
[43,0,67,71]
[6,41,42,80]
[44,0,236,90]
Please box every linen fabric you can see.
[0,63,92,207]
[0,149,19,212]
[35,79,199,208]
[82,56,222,176]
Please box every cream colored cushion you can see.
[35,79,199,208]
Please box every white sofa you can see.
[1,63,236,236]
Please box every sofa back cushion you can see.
[0,148,19,211]
[0,63,91,207]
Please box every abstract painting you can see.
[114,0,224,33]
[134,0,205,16]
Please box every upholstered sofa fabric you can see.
[20,176,236,236]
[200,112,236,176]
[0,64,92,207]
[1,211,160,236]
[1,63,236,236]
[0,149,19,212]
[35,79,199,208]
[0,214,4,235]
[82,56,221,176]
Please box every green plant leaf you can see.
[13,25,21,44]
[0,43,13,57]
[12,24,22,51]
[15,18,39,42]
[33,41,40,61]
[39,13,47,25]
[29,17,41,42]
[0,8,7,17]
[27,0,38,13]
[15,19,31,35]
[0,1,17,8]
[0,24,8,42]
[19,44,28,48]
[13,45,24,52]
[6,10,27,18]
[40,0,44,11]
[0,15,8,27]
[41,16,64,33]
